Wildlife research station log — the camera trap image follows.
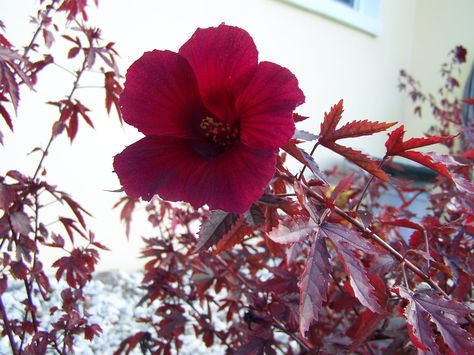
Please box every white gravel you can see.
[1,271,227,354]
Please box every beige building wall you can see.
[405,0,474,139]
[1,0,472,270]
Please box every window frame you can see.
[279,0,382,36]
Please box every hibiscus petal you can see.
[189,143,277,213]
[179,24,258,124]
[113,137,276,213]
[237,61,305,150]
[120,50,205,138]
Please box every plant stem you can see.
[215,254,312,353]
[0,296,18,355]
[297,141,320,180]
[32,53,88,180]
[280,171,474,325]
[353,157,387,212]
[24,0,57,57]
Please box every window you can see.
[279,0,382,36]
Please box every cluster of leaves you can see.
[1,0,121,353]
[116,52,474,353]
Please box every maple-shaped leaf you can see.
[384,125,452,178]
[213,216,252,255]
[268,217,316,244]
[320,223,385,314]
[194,210,239,253]
[396,286,474,354]
[298,232,331,336]
[53,248,98,288]
[57,0,98,21]
[318,100,395,181]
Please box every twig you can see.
[24,0,58,57]
[353,157,387,212]
[278,171,474,324]
[297,142,320,180]
[215,254,313,353]
[0,296,18,355]
[32,51,89,180]
[160,285,232,351]
[272,316,312,353]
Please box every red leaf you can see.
[84,324,102,340]
[194,210,239,253]
[317,99,395,181]
[298,233,331,337]
[330,143,389,181]
[202,330,214,348]
[52,248,97,288]
[67,46,81,59]
[396,286,474,354]
[347,309,386,352]
[114,332,149,355]
[104,71,123,120]
[0,183,16,210]
[57,0,96,20]
[281,139,306,165]
[463,98,474,105]
[268,217,316,244]
[213,217,252,255]
[67,113,78,141]
[0,99,13,130]
[385,125,452,177]
[321,223,385,313]
[0,33,11,47]
[293,113,309,122]
[11,261,28,279]
[10,211,32,235]
[463,148,474,159]
[381,218,424,231]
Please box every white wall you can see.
[0,0,471,270]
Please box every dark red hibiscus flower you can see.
[114,24,304,213]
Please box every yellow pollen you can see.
[200,116,239,150]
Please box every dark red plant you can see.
[1,1,121,353]
[2,1,474,354]
[115,45,474,354]
[113,24,305,213]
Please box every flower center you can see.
[199,116,239,150]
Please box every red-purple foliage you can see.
[1,1,473,354]
[1,0,120,353]
[113,41,474,354]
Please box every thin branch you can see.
[24,0,58,57]
[0,296,18,355]
[215,254,312,353]
[32,52,89,180]
[279,171,474,325]
[353,157,387,212]
[297,141,320,180]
